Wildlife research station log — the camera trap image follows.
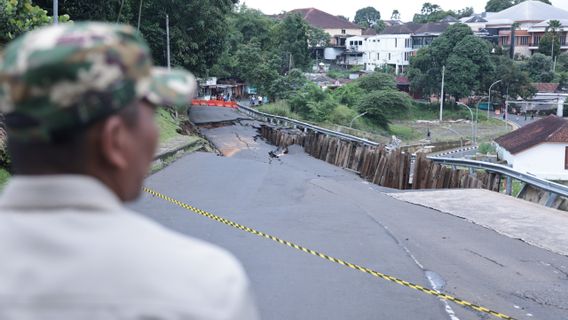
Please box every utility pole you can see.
[166,14,171,70]
[439,65,445,122]
[488,79,502,118]
[137,0,143,30]
[53,0,58,25]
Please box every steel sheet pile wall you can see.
[260,125,502,191]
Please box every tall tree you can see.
[354,7,380,28]
[273,13,311,71]
[36,0,237,76]
[524,53,554,81]
[538,20,562,58]
[408,23,494,99]
[0,0,58,46]
[413,2,447,23]
[391,10,400,20]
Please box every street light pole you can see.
[439,65,445,122]
[457,102,475,145]
[349,111,368,128]
[475,97,488,146]
[166,14,171,71]
[53,0,58,25]
[488,79,502,118]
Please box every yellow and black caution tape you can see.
[144,187,516,320]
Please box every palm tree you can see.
[509,22,519,59]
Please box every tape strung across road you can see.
[144,187,516,320]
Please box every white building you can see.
[495,115,568,180]
[343,23,447,74]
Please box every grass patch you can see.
[0,168,10,188]
[258,101,303,119]
[389,124,421,141]
[156,108,182,143]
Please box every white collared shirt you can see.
[0,175,259,320]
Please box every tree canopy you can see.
[413,3,474,23]
[354,7,380,28]
[408,23,495,99]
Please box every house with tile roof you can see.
[288,8,363,47]
[495,115,568,180]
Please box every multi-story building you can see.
[342,22,449,74]
[486,0,568,58]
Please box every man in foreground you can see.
[0,22,259,320]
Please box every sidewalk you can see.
[389,189,568,256]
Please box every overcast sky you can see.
[240,0,568,21]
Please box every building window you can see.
[500,36,509,46]
[388,53,391,60]
[518,36,529,46]
[359,41,363,45]
[405,38,412,48]
[341,29,346,34]
[404,52,412,61]
[395,38,398,47]
[349,41,353,46]
[533,35,541,46]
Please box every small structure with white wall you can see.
[495,115,568,180]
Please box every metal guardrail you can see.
[237,104,380,147]
[430,156,568,200]
[237,103,568,202]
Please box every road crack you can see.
[465,249,505,267]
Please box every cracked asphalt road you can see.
[130,106,568,320]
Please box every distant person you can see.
[258,95,263,106]
[0,22,258,320]
[427,128,431,139]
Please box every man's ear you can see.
[99,115,129,170]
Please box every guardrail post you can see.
[545,192,558,207]
[506,176,513,196]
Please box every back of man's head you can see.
[0,22,197,200]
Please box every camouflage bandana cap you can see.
[0,22,197,142]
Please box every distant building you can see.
[484,0,568,58]
[495,115,568,180]
[287,8,363,47]
[341,22,450,74]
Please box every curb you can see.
[153,138,206,162]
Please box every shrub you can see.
[326,105,358,126]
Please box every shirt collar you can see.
[0,175,123,212]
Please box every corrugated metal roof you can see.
[487,0,568,22]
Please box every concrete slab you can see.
[189,105,249,124]
[389,189,568,256]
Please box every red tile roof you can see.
[532,83,559,93]
[495,115,568,154]
[288,8,362,30]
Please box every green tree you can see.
[354,7,380,28]
[524,53,554,81]
[0,0,61,46]
[445,36,494,99]
[538,20,562,58]
[413,2,447,23]
[331,82,365,108]
[485,0,514,12]
[307,26,330,48]
[408,24,494,100]
[391,10,400,20]
[35,0,132,22]
[492,55,536,99]
[357,72,396,91]
[556,53,568,72]
[356,90,413,129]
[274,13,311,71]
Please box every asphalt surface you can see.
[130,106,568,320]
